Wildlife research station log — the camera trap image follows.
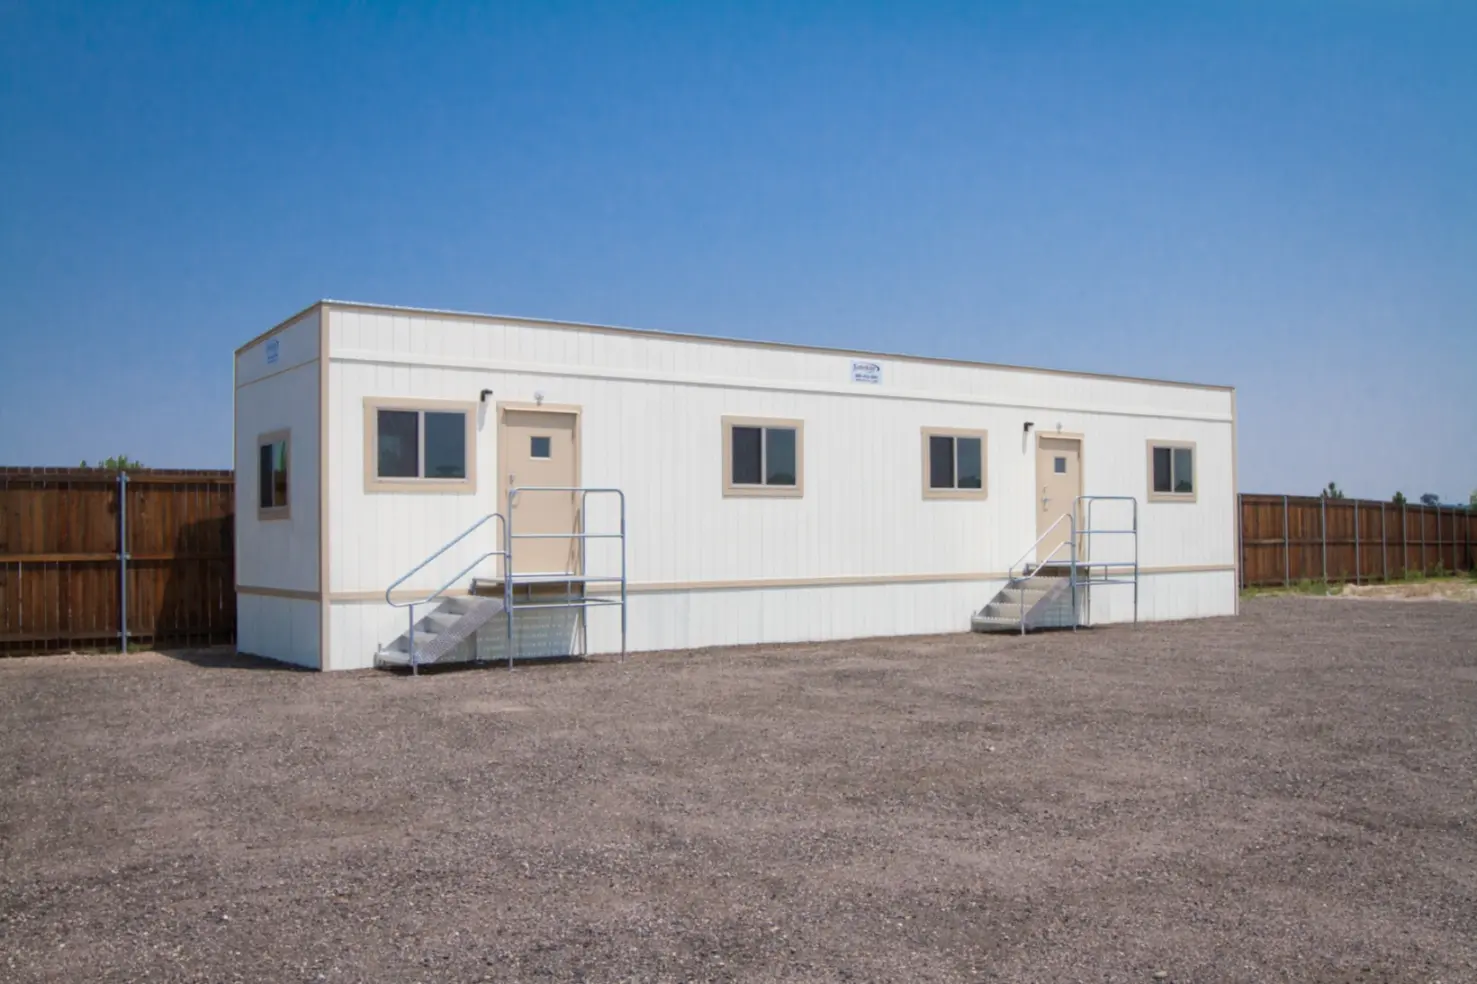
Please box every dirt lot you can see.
[1341,580,1477,602]
[2,598,1475,984]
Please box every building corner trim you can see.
[1230,389,1240,616]
[318,302,332,670]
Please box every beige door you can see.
[501,410,579,576]
[1035,436,1082,562]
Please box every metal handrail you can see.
[393,550,506,610]
[1001,513,1084,633]
[1008,512,1076,581]
[506,487,627,663]
[1075,495,1139,626]
[1001,495,1142,633]
[385,512,507,607]
[385,512,509,675]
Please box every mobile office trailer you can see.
[234,301,1236,671]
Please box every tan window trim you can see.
[721,416,805,498]
[363,397,478,494]
[257,429,291,521]
[1147,439,1197,503]
[921,427,989,500]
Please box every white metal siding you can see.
[329,581,993,672]
[329,308,1232,420]
[237,309,319,386]
[237,595,320,668]
[316,306,1235,668]
[233,309,320,594]
[604,580,1003,654]
[1085,570,1238,624]
[329,570,1233,671]
[326,360,498,595]
[233,310,322,669]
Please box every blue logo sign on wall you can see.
[266,339,279,365]
[850,360,882,384]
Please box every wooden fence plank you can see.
[1239,495,1475,587]
[0,468,236,655]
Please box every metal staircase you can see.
[375,596,507,668]
[970,574,1076,633]
[373,487,627,674]
[972,495,1139,634]
[374,512,512,672]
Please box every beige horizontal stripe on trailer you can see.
[317,565,1234,602]
[328,588,476,603]
[583,565,1233,593]
[236,585,322,601]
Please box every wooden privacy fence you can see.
[1240,494,1476,587]
[2,468,1473,653]
[0,468,234,654]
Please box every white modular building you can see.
[233,301,1237,671]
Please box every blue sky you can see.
[1,1,1473,500]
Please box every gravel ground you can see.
[2,598,1475,984]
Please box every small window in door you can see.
[1148,441,1196,501]
[530,436,552,459]
[1054,456,1067,474]
[922,429,988,499]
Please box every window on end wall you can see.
[922,429,987,499]
[257,431,289,519]
[1148,441,1196,501]
[364,399,477,493]
[723,417,803,497]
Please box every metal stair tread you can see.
[973,576,1074,634]
[375,597,507,668]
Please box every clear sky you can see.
[2,1,1473,501]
